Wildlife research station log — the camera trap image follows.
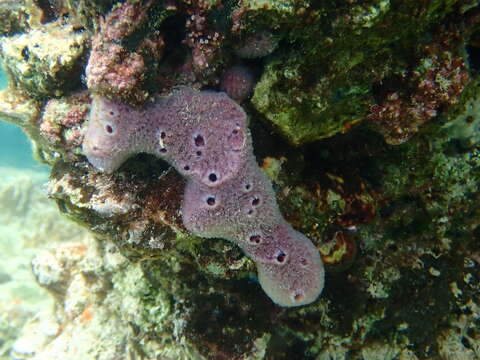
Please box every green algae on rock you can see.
[0,0,30,36]
[0,23,88,99]
[250,0,475,146]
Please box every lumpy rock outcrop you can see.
[83,87,324,307]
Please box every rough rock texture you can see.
[249,0,477,145]
[0,0,479,359]
[0,167,89,360]
[0,22,88,99]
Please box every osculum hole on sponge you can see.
[194,134,204,147]
[276,251,286,263]
[249,234,261,244]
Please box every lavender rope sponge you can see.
[83,88,325,307]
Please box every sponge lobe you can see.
[82,96,147,173]
[152,89,251,187]
[182,154,325,307]
[256,223,325,307]
[83,88,325,307]
[84,88,250,188]
[181,155,281,241]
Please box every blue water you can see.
[0,64,47,169]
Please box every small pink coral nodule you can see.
[220,65,255,103]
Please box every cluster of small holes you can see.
[249,234,261,244]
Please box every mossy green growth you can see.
[249,0,466,146]
[252,57,371,145]
[0,23,88,99]
[441,78,480,148]
[241,0,299,18]
[0,0,30,36]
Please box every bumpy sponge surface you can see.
[83,88,324,307]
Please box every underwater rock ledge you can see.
[0,0,479,359]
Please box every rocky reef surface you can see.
[0,0,479,359]
[0,167,90,360]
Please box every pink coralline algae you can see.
[220,65,255,102]
[182,0,223,76]
[368,47,469,145]
[39,93,90,160]
[85,1,164,104]
[82,88,324,307]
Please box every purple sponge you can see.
[182,157,324,306]
[84,88,250,187]
[83,88,325,307]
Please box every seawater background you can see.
[0,64,89,358]
[0,63,51,357]
[0,65,46,169]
